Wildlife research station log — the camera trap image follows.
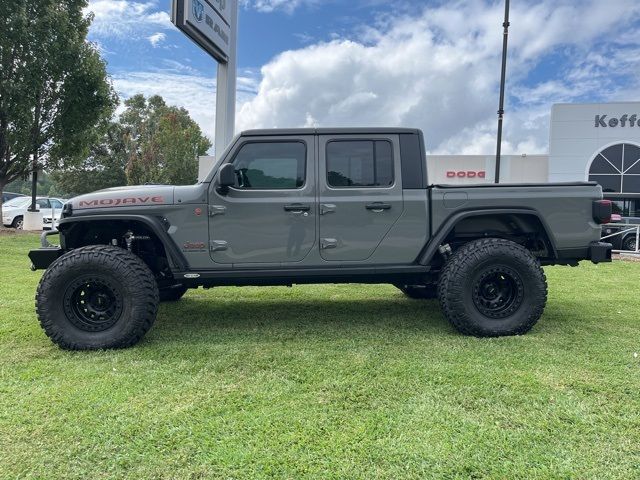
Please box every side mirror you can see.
[217,163,236,195]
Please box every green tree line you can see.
[1,0,212,209]
[46,95,211,197]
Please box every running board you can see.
[175,265,431,287]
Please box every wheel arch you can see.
[57,214,188,271]
[418,208,558,266]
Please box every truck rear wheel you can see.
[36,245,159,350]
[438,238,547,337]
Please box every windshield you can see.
[3,197,30,208]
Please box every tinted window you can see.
[232,142,306,190]
[623,175,640,194]
[610,199,640,217]
[327,140,394,188]
[589,143,640,194]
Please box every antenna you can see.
[495,0,510,184]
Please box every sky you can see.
[86,0,640,155]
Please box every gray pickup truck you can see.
[29,128,612,350]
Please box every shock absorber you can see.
[123,231,151,251]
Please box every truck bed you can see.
[429,182,604,260]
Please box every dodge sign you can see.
[171,0,235,64]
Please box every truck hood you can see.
[70,185,176,211]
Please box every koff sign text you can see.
[595,114,640,128]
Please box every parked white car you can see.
[2,197,66,230]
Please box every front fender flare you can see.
[57,214,189,271]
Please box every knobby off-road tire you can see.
[395,283,438,299]
[36,245,159,350]
[159,284,188,302]
[438,238,548,337]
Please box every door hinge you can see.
[209,205,227,216]
[210,240,228,252]
[320,204,336,216]
[320,238,338,250]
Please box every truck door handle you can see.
[284,204,310,213]
[366,203,391,212]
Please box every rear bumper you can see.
[589,241,612,264]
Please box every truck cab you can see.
[204,128,427,267]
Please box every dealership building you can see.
[428,102,640,217]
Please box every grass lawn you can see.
[1,232,639,479]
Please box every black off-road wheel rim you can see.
[63,277,124,332]
[472,266,524,319]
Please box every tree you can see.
[48,95,213,196]
[121,95,211,186]
[6,171,58,197]
[50,123,128,197]
[0,0,116,224]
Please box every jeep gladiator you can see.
[29,128,613,349]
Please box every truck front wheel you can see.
[438,238,548,337]
[36,245,159,350]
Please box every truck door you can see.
[318,135,404,261]
[209,136,316,265]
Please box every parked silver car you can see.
[2,197,66,230]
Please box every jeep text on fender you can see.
[28,127,613,350]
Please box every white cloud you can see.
[147,32,166,47]
[240,0,318,14]
[237,0,640,154]
[87,0,172,39]
[112,71,259,150]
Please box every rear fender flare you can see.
[418,208,558,265]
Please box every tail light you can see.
[593,200,612,224]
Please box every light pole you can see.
[495,0,510,184]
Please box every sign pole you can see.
[214,2,237,155]
[172,0,238,154]
[495,0,510,184]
